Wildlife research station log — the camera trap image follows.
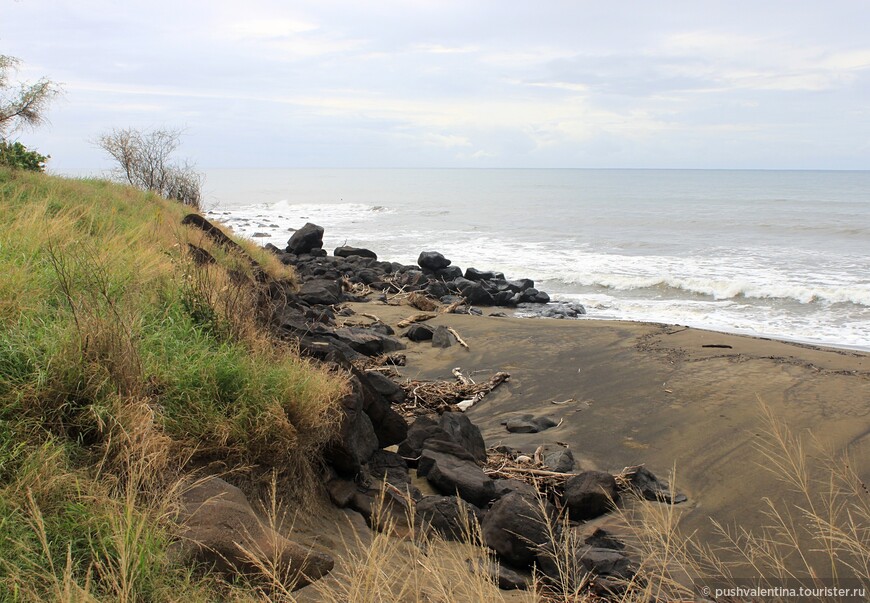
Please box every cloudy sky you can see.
[3,0,870,170]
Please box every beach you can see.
[346,302,870,543]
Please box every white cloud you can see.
[412,43,479,54]
[422,133,472,148]
[229,18,320,39]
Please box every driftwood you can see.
[451,367,472,385]
[440,299,465,314]
[397,370,510,416]
[483,448,577,497]
[397,313,437,329]
[407,291,440,312]
[353,353,407,372]
[446,327,469,349]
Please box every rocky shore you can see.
[179,216,870,599]
[180,217,695,597]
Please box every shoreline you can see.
[518,309,870,355]
[345,301,870,545]
[269,222,869,587]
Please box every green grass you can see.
[0,166,345,601]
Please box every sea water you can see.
[201,168,870,351]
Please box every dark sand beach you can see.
[348,303,870,543]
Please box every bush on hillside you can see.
[97,127,202,209]
[0,140,48,171]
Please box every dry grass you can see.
[613,401,870,602]
[0,167,346,599]
[240,486,540,603]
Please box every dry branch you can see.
[447,327,469,349]
[397,313,437,329]
[483,448,579,497]
[408,291,440,311]
[440,299,465,314]
[397,371,510,416]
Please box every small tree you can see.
[97,127,202,209]
[0,55,58,171]
[0,55,58,137]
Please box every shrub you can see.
[0,140,48,171]
[97,127,202,209]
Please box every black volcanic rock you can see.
[334,246,378,260]
[405,324,435,342]
[564,471,619,520]
[286,222,324,255]
[416,495,484,541]
[297,279,342,306]
[418,251,451,271]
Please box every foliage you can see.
[0,140,48,171]
[0,55,59,137]
[96,127,203,209]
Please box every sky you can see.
[2,0,870,170]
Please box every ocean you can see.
[201,168,870,352]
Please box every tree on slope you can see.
[0,55,58,136]
[97,127,202,209]
[0,55,58,171]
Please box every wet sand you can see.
[347,303,870,543]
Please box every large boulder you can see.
[334,246,377,260]
[504,279,534,293]
[464,267,501,282]
[416,495,484,541]
[324,389,379,475]
[349,371,408,448]
[417,450,496,507]
[438,412,487,463]
[482,491,559,569]
[420,437,478,463]
[418,251,451,271]
[330,327,405,357]
[492,478,538,501]
[434,266,463,280]
[397,415,449,462]
[397,414,485,466]
[405,324,435,342]
[537,542,634,591]
[176,477,333,588]
[452,278,495,305]
[297,278,342,306]
[563,471,619,520]
[363,370,405,405]
[287,223,325,255]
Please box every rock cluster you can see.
[265,225,553,308]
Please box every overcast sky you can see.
[3,0,870,170]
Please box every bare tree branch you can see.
[0,55,60,136]
[96,127,202,209]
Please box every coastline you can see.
[346,302,870,544]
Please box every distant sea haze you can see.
[202,168,870,352]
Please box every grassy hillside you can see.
[0,167,345,601]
